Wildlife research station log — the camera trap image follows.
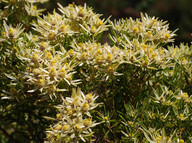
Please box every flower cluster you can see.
[21,42,80,98]
[58,3,108,37]
[32,3,108,42]
[110,13,176,44]
[0,0,46,20]
[70,41,124,77]
[45,88,100,142]
[32,11,73,41]
[109,13,178,70]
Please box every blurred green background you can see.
[44,0,192,45]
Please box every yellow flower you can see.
[33,68,40,76]
[66,108,73,115]
[37,79,44,87]
[117,38,121,43]
[96,56,102,64]
[83,118,92,127]
[48,32,56,40]
[81,52,88,60]
[74,124,81,131]
[159,49,164,55]
[50,60,56,66]
[151,113,155,119]
[106,54,112,62]
[72,97,80,107]
[107,66,114,73]
[145,31,152,38]
[78,7,85,17]
[115,25,121,31]
[182,93,188,101]
[47,53,53,60]
[8,28,16,38]
[68,49,75,57]
[88,46,92,51]
[152,19,157,25]
[54,124,62,130]
[151,52,157,60]
[13,46,17,53]
[68,4,73,7]
[138,22,142,26]
[86,93,93,102]
[97,20,103,27]
[82,102,89,112]
[33,6,37,11]
[180,114,184,118]
[31,53,39,62]
[62,124,70,131]
[78,43,83,47]
[164,33,170,40]
[26,67,31,72]
[96,49,102,55]
[128,121,133,126]
[56,113,62,120]
[173,48,178,57]
[59,68,66,78]
[169,70,173,76]
[179,139,185,143]
[65,62,69,67]
[142,44,147,50]
[179,114,185,120]
[58,24,65,32]
[49,68,56,77]
[129,133,134,137]
[90,26,96,34]
[181,57,187,65]
[48,85,56,93]
[2,32,6,38]
[149,48,153,53]
[142,60,149,67]
[104,116,108,121]
[133,27,139,33]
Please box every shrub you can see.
[0,1,191,142]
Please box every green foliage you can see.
[0,0,192,143]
